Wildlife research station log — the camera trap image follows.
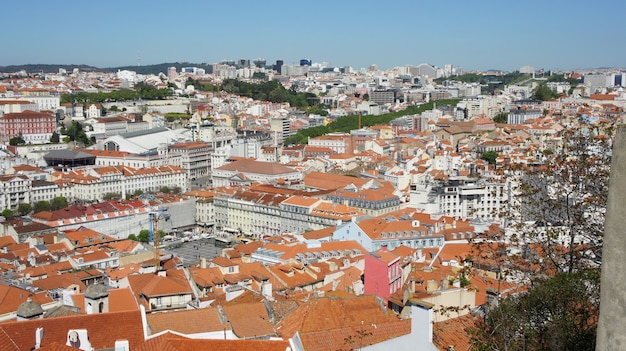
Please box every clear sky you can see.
[2,0,624,72]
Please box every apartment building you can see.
[168,141,212,182]
[0,110,57,144]
[0,175,31,210]
[409,176,509,220]
[308,132,353,154]
[51,165,187,202]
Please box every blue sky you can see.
[2,0,624,72]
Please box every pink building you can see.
[364,249,402,303]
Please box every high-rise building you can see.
[274,60,284,73]
[253,58,266,68]
[168,67,178,80]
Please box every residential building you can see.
[186,189,216,229]
[50,165,186,202]
[308,132,353,154]
[85,116,128,139]
[168,141,212,182]
[0,99,38,114]
[0,110,57,144]
[0,174,31,210]
[214,188,289,238]
[332,214,447,252]
[127,270,195,312]
[279,196,362,234]
[364,249,403,301]
[409,175,509,220]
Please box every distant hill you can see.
[0,64,99,74]
[0,62,212,75]
[102,62,212,75]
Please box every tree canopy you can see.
[60,121,93,146]
[480,151,498,165]
[220,79,319,108]
[471,269,599,351]
[285,99,461,145]
[531,84,560,101]
[61,82,172,104]
[50,196,69,211]
[493,112,508,124]
[469,117,612,349]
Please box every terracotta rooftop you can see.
[146,308,228,335]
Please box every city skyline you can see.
[2,0,625,72]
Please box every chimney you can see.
[410,277,416,293]
[200,257,206,269]
[115,340,130,351]
[35,327,44,349]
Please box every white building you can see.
[409,176,509,220]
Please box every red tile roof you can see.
[220,302,276,338]
[276,294,410,351]
[146,308,228,334]
[0,310,145,350]
[135,333,290,351]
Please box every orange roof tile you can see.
[147,308,228,334]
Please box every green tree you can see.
[9,135,25,146]
[102,192,121,201]
[50,196,69,211]
[469,118,612,349]
[127,233,138,241]
[17,203,32,216]
[471,270,599,351]
[480,151,498,165]
[33,200,51,213]
[50,131,60,143]
[137,229,150,243]
[531,84,559,101]
[1,209,14,219]
[133,189,144,197]
[493,112,508,124]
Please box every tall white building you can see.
[409,176,510,220]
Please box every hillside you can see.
[0,62,210,75]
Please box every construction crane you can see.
[149,208,170,272]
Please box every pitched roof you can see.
[276,294,410,351]
[220,302,276,338]
[0,310,145,350]
[135,333,290,351]
[215,159,297,175]
[146,308,228,334]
